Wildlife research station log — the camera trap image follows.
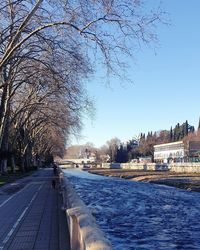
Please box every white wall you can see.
[61,172,113,250]
[104,162,200,173]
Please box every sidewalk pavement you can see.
[0,168,70,250]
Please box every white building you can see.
[154,140,200,163]
[154,141,185,163]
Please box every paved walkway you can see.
[0,169,70,250]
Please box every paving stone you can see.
[16,231,37,237]
[0,169,70,250]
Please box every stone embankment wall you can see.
[60,170,113,250]
[102,162,200,173]
[169,163,200,173]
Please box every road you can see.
[0,169,70,250]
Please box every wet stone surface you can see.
[64,169,200,250]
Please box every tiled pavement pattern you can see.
[0,169,70,250]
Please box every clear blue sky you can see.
[70,0,200,148]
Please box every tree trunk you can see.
[0,101,11,174]
[0,68,9,149]
[33,155,38,168]
[24,154,30,171]
[1,159,8,173]
[20,155,25,172]
[11,154,16,173]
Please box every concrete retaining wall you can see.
[120,163,144,170]
[103,162,200,173]
[101,163,111,168]
[60,170,113,250]
[117,163,168,171]
[169,163,200,173]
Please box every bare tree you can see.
[8,67,88,171]
[106,137,121,162]
[0,0,165,171]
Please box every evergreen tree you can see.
[184,120,188,136]
[198,117,200,130]
[173,125,177,141]
[170,126,173,142]
[116,144,128,163]
[116,146,121,163]
[177,123,181,140]
[189,125,195,133]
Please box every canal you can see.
[63,169,200,250]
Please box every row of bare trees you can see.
[0,0,163,173]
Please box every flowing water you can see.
[63,169,200,250]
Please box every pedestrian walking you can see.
[51,179,56,189]
[53,163,57,175]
